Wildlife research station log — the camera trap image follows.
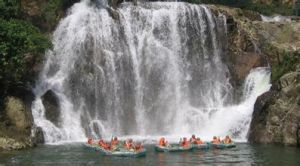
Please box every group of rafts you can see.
[85,135,236,157]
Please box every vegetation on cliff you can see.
[209,4,299,146]
[0,0,77,150]
[0,0,51,107]
[21,0,80,31]
[0,0,80,110]
[271,51,298,82]
[186,0,294,16]
[0,18,51,95]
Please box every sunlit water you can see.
[1,144,300,165]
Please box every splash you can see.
[261,14,291,22]
[31,1,270,143]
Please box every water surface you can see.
[1,143,300,165]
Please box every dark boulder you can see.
[107,7,120,20]
[248,91,277,143]
[32,126,45,144]
[41,90,61,127]
[248,70,300,146]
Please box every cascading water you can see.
[31,0,271,143]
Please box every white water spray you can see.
[31,1,271,143]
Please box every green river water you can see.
[1,143,300,165]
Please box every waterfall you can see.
[31,1,271,143]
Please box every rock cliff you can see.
[209,5,299,146]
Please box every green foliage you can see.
[0,18,51,95]
[185,0,294,16]
[245,2,293,16]
[271,52,299,82]
[40,0,79,31]
[41,0,64,30]
[0,0,20,19]
[186,0,247,7]
[0,0,53,99]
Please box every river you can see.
[1,144,300,165]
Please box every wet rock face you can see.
[213,7,269,89]
[41,90,61,127]
[249,70,300,146]
[248,91,277,143]
[32,126,45,144]
[215,5,300,146]
[0,97,34,150]
[233,52,266,83]
[107,7,120,20]
[4,97,33,132]
[109,0,125,9]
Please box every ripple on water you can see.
[1,143,300,166]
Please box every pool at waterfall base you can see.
[1,143,300,165]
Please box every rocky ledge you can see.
[210,5,300,146]
[249,66,300,146]
[0,97,44,150]
[245,17,300,147]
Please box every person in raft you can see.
[180,137,190,147]
[124,138,134,150]
[111,137,119,146]
[87,138,93,144]
[190,134,197,144]
[158,137,168,147]
[211,136,221,144]
[222,135,232,144]
[195,137,204,144]
[134,142,143,151]
[98,139,111,150]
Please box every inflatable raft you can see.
[155,144,192,152]
[211,142,236,149]
[84,144,146,157]
[191,143,209,149]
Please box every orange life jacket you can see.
[195,139,204,144]
[103,143,111,150]
[159,139,167,146]
[124,141,133,149]
[181,140,190,147]
[190,138,197,144]
[87,138,93,144]
[223,138,232,144]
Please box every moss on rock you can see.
[5,97,33,131]
[0,97,34,150]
